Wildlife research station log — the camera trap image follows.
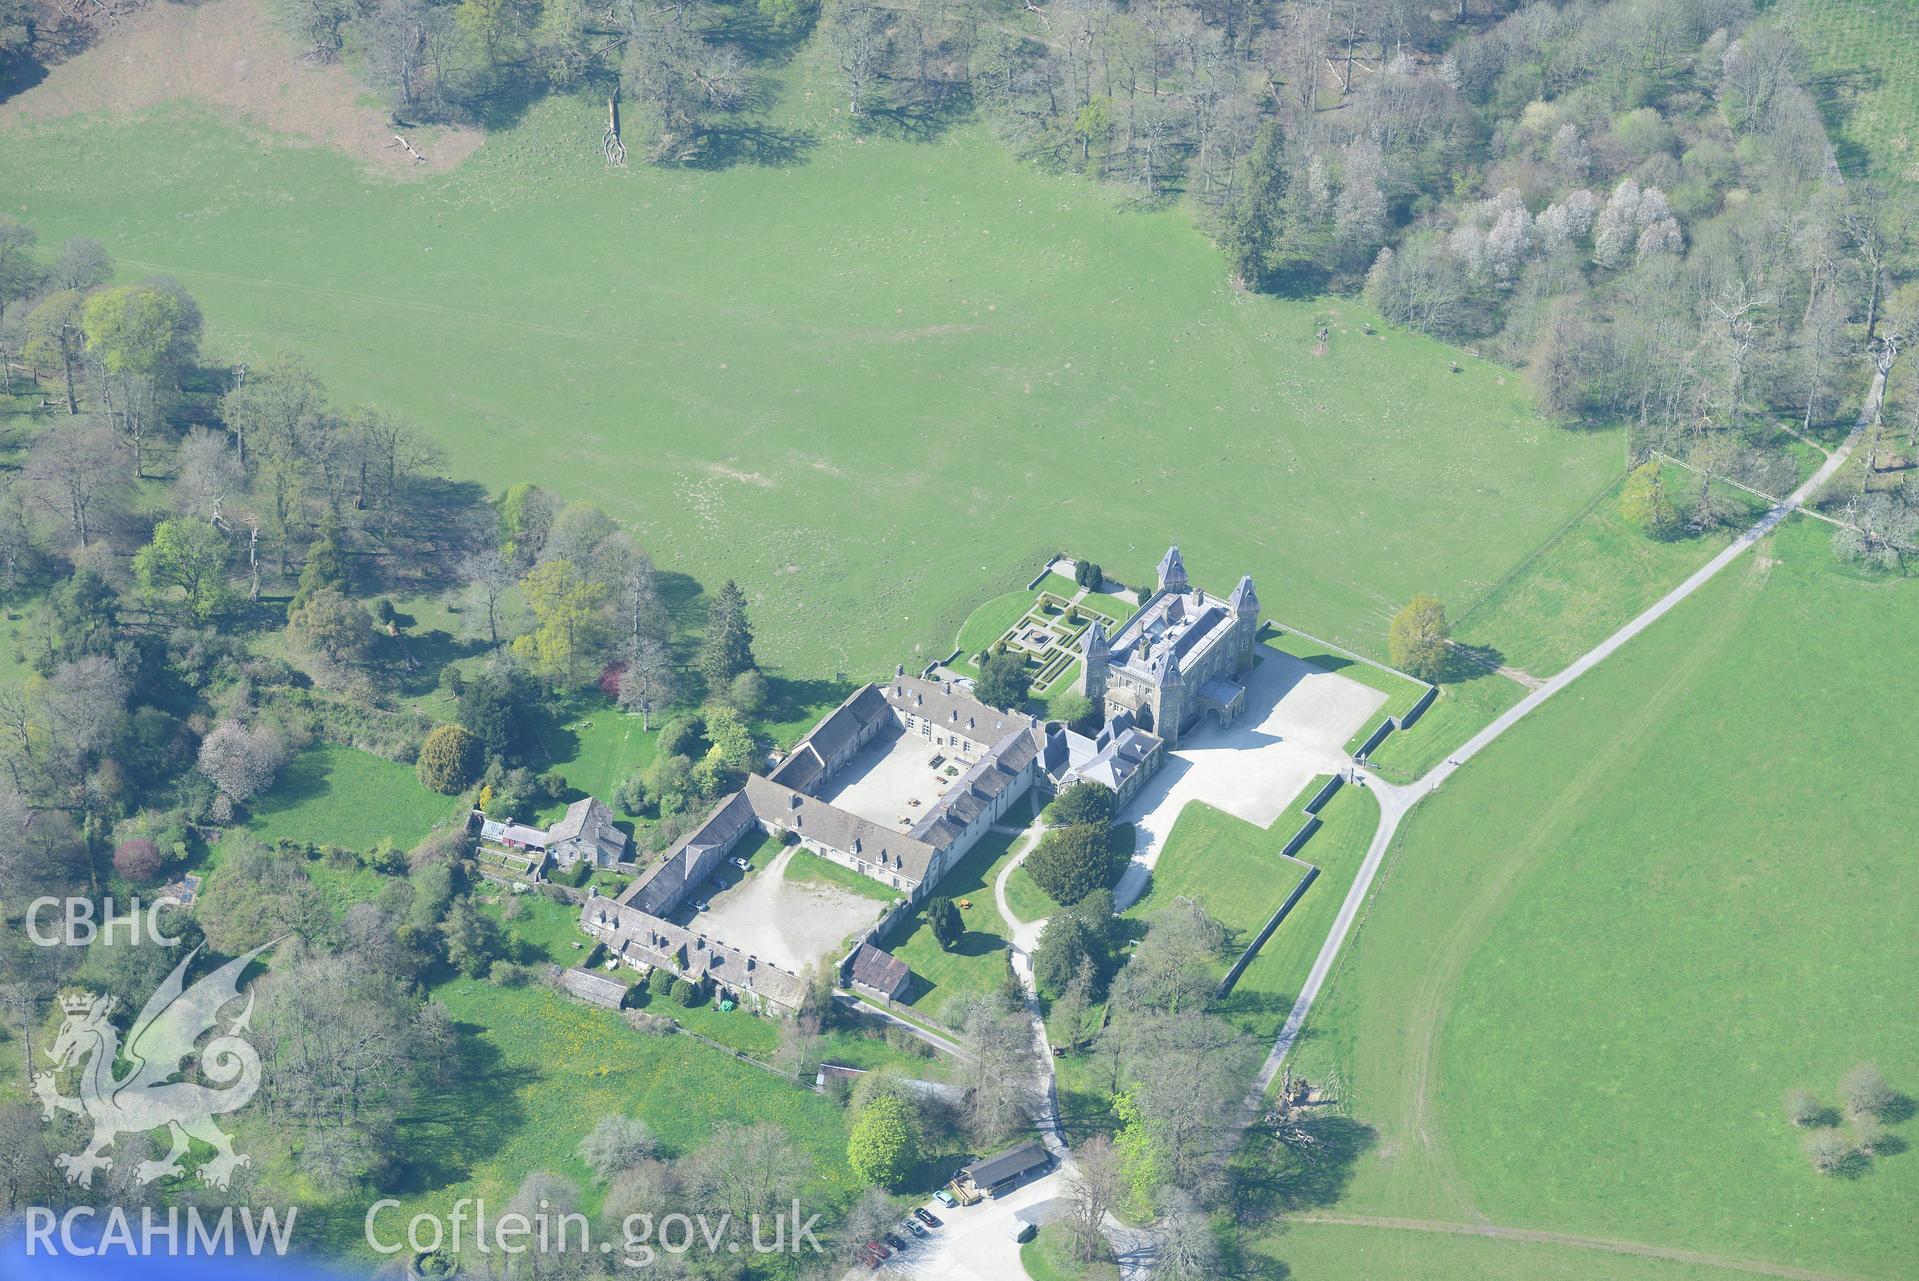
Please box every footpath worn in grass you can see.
[1281,520,1919,1281]
[0,89,1631,680]
[245,743,460,850]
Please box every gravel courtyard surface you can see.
[686,846,892,974]
[1116,649,1386,908]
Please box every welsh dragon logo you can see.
[34,941,276,1190]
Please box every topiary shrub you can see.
[416,724,483,794]
[671,977,705,1007]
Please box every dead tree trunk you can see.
[604,95,627,167]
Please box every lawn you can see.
[785,847,905,903]
[953,588,1042,670]
[1361,667,1523,783]
[245,743,461,850]
[1123,802,1315,946]
[879,825,1030,1019]
[1021,1229,1120,1281]
[1003,860,1054,926]
[0,79,1640,687]
[1279,519,1919,1281]
[1214,784,1377,1048]
[527,704,658,824]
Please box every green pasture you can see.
[1450,473,1762,678]
[1282,519,1919,1280]
[0,87,1635,684]
[1789,0,1919,186]
[247,975,857,1257]
[1248,1221,1766,1281]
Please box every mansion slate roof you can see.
[1111,588,1238,683]
[907,723,1040,848]
[744,774,941,882]
[880,675,1039,746]
[1055,709,1161,794]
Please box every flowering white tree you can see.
[198,720,286,810]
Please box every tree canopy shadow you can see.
[384,1020,527,1193]
[856,82,974,143]
[1438,640,1505,686]
[687,122,818,170]
[763,672,857,725]
[1231,1113,1378,1222]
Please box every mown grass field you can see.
[1278,519,1919,1281]
[1123,801,1314,944]
[245,743,462,849]
[0,74,1642,683]
[1214,783,1376,1048]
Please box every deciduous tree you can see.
[513,559,610,688]
[1387,593,1449,681]
[846,1093,918,1188]
[133,518,233,622]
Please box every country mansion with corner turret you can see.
[1081,545,1260,745]
[581,546,1259,1012]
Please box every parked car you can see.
[904,1219,927,1238]
[1012,1221,1037,1244]
[866,1241,891,1260]
[730,856,749,870]
[883,1231,908,1252]
[689,898,710,912]
[932,1190,956,1209]
[856,1245,881,1269]
[914,1207,943,1228]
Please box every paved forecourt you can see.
[1116,648,1386,908]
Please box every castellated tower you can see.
[1229,574,1260,670]
[1079,619,1110,709]
[1157,545,1189,595]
